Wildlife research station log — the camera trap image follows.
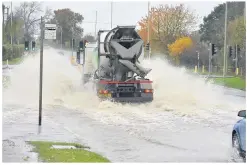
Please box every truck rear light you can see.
[103,90,109,94]
[144,89,153,93]
[99,90,109,94]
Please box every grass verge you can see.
[3,57,24,65]
[28,141,110,163]
[211,77,246,90]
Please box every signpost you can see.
[39,21,57,126]
[39,17,44,126]
[45,24,57,40]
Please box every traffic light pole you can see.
[197,51,200,71]
[208,44,211,75]
[39,16,44,126]
[235,44,238,70]
[72,38,74,57]
[81,48,85,86]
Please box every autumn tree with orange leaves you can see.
[138,4,197,55]
[168,37,193,65]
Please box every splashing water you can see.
[3,47,245,118]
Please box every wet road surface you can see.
[2,102,244,162]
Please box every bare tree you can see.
[14,2,52,41]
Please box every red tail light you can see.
[99,90,109,94]
[144,89,153,93]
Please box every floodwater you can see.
[2,46,246,162]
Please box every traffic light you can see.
[229,46,233,57]
[79,40,84,50]
[146,42,150,51]
[211,44,216,55]
[25,41,29,51]
[32,41,36,51]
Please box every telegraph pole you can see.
[3,5,5,44]
[147,1,150,60]
[111,2,113,29]
[11,2,13,58]
[223,2,228,77]
[10,1,13,45]
[95,11,98,38]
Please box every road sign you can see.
[44,24,57,40]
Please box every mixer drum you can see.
[98,26,151,81]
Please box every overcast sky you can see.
[7,0,223,36]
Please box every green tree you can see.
[227,15,246,48]
[199,2,245,49]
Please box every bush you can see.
[2,44,24,61]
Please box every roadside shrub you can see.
[2,44,24,61]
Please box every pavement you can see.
[2,105,86,162]
[2,65,15,69]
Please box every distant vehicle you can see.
[232,110,246,161]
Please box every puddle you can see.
[51,145,78,149]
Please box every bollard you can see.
[194,65,197,73]
[202,65,204,74]
[7,59,8,68]
[236,68,239,76]
[70,56,76,65]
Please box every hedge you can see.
[2,44,24,61]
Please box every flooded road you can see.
[2,47,246,162]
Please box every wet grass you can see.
[3,57,24,65]
[28,141,110,163]
[212,77,246,90]
[188,69,246,90]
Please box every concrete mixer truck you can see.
[78,26,153,103]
